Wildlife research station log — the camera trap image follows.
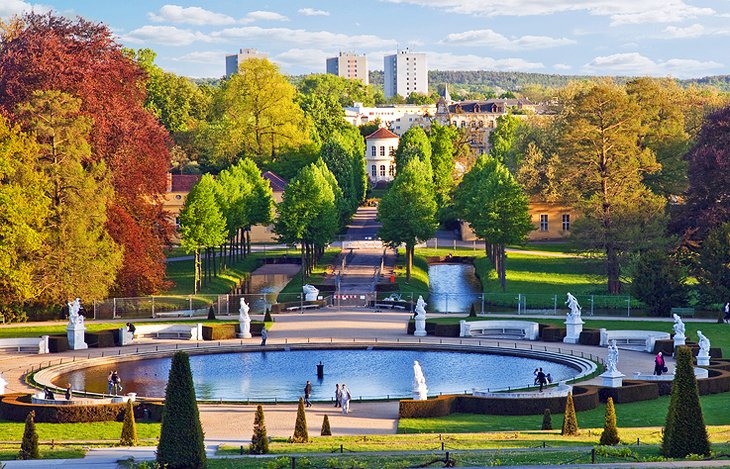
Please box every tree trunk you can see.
[194,249,200,294]
[606,243,621,293]
[213,246,218,277]
[499,244,507,291]
[405,243,413,281]
[301,241,307,281]
[246,229,251,255]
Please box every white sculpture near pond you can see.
[413,296,427,337]
[0,372,7,395]
[238,298,252,339]
[672,313,686,347]
[66,298,87,350]
[600,339,625,388]
[412,360,428,400]
[563,292,584,344]
[303,284,319,302]
[697,330,711,366]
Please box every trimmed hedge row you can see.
[540,327,566,342]
[653,340,724,359]
[598,380,659,404]
[48,335,69,353]
[399,386,600,418]
[201,323,265,340]
[0,394,165,423]
[85,331,116,348]
[579,329,601,346]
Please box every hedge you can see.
[48,335,69,353]
[540,327,566,342]
[0,394,125,423]
[399,395,457,418]
[598,380,659,404]
[202,324,237,341]
[85,331,116,348]
[579,329,601,346]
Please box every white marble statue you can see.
[0,371,7,395]
[238,298,252,339]
[697,330,710,356]
[415,296,427,318]
[413,295,427,337]
[303,284,319,302]
[412,360,428,400]
[68,298,84,325]
[66,297,87,350]
[672,314,686,337]
[606,339,619,374]
[565,292,582,319]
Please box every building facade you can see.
[344,102,435,136]
[326,52,368,85]
[383,49,427,98]
[364,128,399,184]
[225,48,267,77]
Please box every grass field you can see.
[277,249,341,298]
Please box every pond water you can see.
[53,348,576,401]
[428,263,482,312]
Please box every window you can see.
[380,165,386,176]
[380,146,386,156]
[540,214,549,232]
[371,165,376,177]
[371,146,376,156]
[389,165,395,176]
[389,146,395,155]
[562,214,570,231]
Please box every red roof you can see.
[365,127,399,140]
[170,174,202,192]
[262,171,288,193]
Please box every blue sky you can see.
[3,0,729,79]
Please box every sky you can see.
[2,0,730,79]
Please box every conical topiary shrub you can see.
[120,399,138,446]
[662,346,711,457]
[18,411,39,460]
[561,392,579,436]
[250,404,269,454]
[291,397,308,443]
[321,414,332,436]
[541,408,553,430]
[599,397,620,445]
[157,351,206,468]
[264,310,273,323]
[469,304,477,317]
[207,305,216,320]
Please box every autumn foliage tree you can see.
[0,13,172,298]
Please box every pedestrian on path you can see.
[111,370,122,395]
[654,352,666,376]
[304,380,312,407]
[341,384,351,414]
[107,371,114,395]
[724,302,730,323]
[65,383,72,400]
[334,384,341,407]
[260,327,268,346]
[537,368,547,392]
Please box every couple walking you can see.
[334,383,351,414]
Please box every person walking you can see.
[334,383,341,407]
[654,352,666,376]
[260,326,268,346]
[65,384,72,401]
[111,370,122,395]
[724,302,730,323]
[536,368,547,392]
[341,384,351,414]
[107,371,114,395]
[304,380,312,407]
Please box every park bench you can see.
[154,308,208,318]
[132,324,202,341]
[459,320,540,340]
[0,336,49,354]
[285,303,321,311]
[670,307,695,317]
[599,329,670,352]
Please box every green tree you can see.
[238,157,275,254]
[321,414,332,436]
[394,127,432,177]
[0,115,48,316]
[297,92,348,145]
[599,397,620,445]
[455,156,533,290]
[488,113,521,164]
[16,90,122,306]
[157,352,206,469]
[561,392,579,436]
[541,408,552,430]
[292,397,309,443]
[630,250,687,316]
[120,399,138,446]
[179,174,227,292]
[662,346,711,457]
[320,140,357,216]
[249,404,269,454]
[298,73,374,107]
[378,158,438,281]
[18,410,39,460]
[556,82,665,293]
[695,223,730,305]
[428,123,457,218]
[406,92,434,105]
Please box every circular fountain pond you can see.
[52,348,579,401]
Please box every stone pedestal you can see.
[0,373,7,395]
[118,328,134,346]
[563,317,584,344]
[697,354,710,366]
[414,317,426,337]
[238,318,252,339]
[600,370,625,388]
[673,334,686,348]
[67,322,87,350]
[412,386,427,400]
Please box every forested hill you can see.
[367,70,730,92]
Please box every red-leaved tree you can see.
[0,13,172,296]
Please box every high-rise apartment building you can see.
[383,49,427,98]
[225,48,267,77]
[326,52,368,85]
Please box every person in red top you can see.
[654,352,666,376]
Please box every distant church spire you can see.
[441,83,451,102]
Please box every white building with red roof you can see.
[364,127,399,184]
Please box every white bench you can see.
[285,304,321,311]
[460,320,540,340]
[374,303,407,310]
[0,336,49,354]
[133,324,202,341]
[154,308,208,318]
[599,329,670,352]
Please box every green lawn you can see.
[0,420,160,441]
[277,249,341,299]
[0,446,85,460]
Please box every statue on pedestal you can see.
[606,339,619,374]
[697,330,710,356]
[412,360,428,400]
[66,297,88,350]
[303,284,319,302]
[413,295,427,337]
[563,292,584,344]
[238,298,252,339]
[672,313,686,337]
[565,292,582,320]
[68,298,84,326]
[414,296,427,319]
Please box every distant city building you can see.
[225,48,267,77]
[344,102,435,136]
[326,52,368,85]
[364,127,399,184]
[383,48,427,98]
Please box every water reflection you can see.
[429,263,481,312]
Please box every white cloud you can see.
[583,52,722,78]
[212,27,396,50]
[173,51,226,64]
[663,24,705,38]
[383,0,713,25]
[149,5,235,25]
[243,10,289,22]
[442,29,575,50]
[122,25,211,46]
[274,48,330,71]
[0,0,49,18]
[554,63,572,70]
[426,51,544,71]
[298,8,330,17]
